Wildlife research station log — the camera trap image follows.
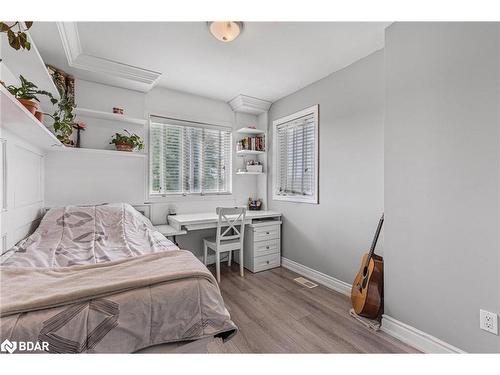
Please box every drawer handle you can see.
[266,246,270,249]
[266,260,270,264]
[265,232,270,235]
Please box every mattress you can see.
[0,203,237,353]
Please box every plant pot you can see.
[34,111,44,123]
[18,98,38,115]
[115,143,134,152]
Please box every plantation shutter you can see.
[150,117,232,195]
[275,108,317,200]
[203,128,231,193]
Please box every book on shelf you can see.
[237,135,265,152]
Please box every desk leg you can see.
[168,235,179,246]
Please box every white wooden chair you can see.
[203,207,246,283]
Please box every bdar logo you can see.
[1,339,17,354]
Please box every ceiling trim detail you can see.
[57,22,82,64]
[56,22,162,92]
[228,94,272,115]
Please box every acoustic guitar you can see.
[351,213,384,319]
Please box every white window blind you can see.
[273,105,318,204]
[150,117,232,195]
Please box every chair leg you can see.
[203,241,208,265]
[239,247,244,277]
[215,250,221,283]
[228,250,232,266]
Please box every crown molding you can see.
[56,22,83,64]
[56,22,162,92]
[228,94,272,115]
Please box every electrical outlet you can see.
[480,309,498,335]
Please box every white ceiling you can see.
[31,22,389,102]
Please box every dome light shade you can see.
[208,22,243,42]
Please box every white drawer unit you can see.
[238,220,282,273]
[254,238,280,257]
[253,225,281,242]
[253,253,281,272]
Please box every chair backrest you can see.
[215,207,246,245]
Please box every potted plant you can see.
[5,75,56,115]
[110,130,144,152]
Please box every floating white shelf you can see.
[236,127,265,135]
[1,29,60,113]
[0,86,62,150]
[236,150,265,156]
[50,147,146,158]
[75,108,146,126]
[236,171,264,175]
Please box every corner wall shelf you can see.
[1,86,62,150]
[236,150,265,156]
[75,108,146,126]
[236,127,265,135]
[50,147,146,158]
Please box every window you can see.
[272,105,319,204]
[149,116,232,195]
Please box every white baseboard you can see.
[381,315,466,353]
[281,257,352,296]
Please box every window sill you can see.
[272,194,318,204]
[147,193,234,203]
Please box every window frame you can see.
[272,104,319,204]
[148,115,233,198]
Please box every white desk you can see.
[168,210,282,231]
[153,224,187,237]
[153,224,187,246]
[168,210,282,273]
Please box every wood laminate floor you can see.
[207,264,419,353]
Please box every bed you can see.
[0,203,237,353]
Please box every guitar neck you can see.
[367,213,384,259]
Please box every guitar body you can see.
[351,253,384,319]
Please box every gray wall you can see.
[384,22,500,353]
[268,50,385,285]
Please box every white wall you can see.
[267,50,385,284]
[73,80,146,150]
[45,79,258,208]
[44,80,149,206]
[0,130,46,253]
[44,151,146,206]
[44,80,267,257]
[384,22,500,353]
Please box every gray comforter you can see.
[0,203,236,353]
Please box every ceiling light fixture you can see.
[207,21,243,42]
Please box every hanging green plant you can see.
[0,21,33,51]
[46,93,76,146]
